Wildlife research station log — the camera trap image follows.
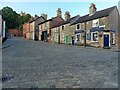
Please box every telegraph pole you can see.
[84,22,86,47]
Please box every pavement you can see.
[1,37,118,88]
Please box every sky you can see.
[0,1,119,19]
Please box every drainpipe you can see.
[84,22,86,47]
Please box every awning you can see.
[90,27,104,32]
[75,30,84,34]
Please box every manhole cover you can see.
[1,75,14,83]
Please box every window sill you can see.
[91,41,99,43]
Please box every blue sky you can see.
[0,2,119,19]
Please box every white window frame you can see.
[91,32,99,42]
[92,19,99,27]
[62,25,64,30]
[76,24,80,30]
[75,33,81,42]
[111,32,115,45]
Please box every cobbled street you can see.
[2,37,118,88]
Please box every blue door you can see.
[72,36,74,45]
[104,34,109,47]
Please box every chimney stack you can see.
[57,8,62,17]
[64,11,71,21]
[41,13,47,20]
[89,3,97,15]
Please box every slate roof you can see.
[38,18,52,25]
[38,16,64,27]
[51,20,65,29]
[29,16,46,23]
[61,15,80,25]
[71,6,117,25]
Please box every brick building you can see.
[8,29,22,37]
[23,22,30,39]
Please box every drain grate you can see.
[1,75,14,82]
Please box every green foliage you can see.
[0,6,31,31]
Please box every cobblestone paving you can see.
[2,37,118,88]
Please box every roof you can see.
[38,18,52,25]
[71,6,117,25]
[38,16,64,25]
[51,20,65,29]
[61,15,80,25]
[29,16,46,23]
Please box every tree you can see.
[0,6,32,31]
[24,14,31,23]
[1,6,20,30]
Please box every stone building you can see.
[71,3,119,48]
[38,8,64,42]
[51,22,64,44]
[29,15,46,40]
[59,12,80,44]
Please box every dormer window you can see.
[76,24,80,30]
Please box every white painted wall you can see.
[0,15,2,36]
[3,21,6,38]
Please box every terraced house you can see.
[60,12,80,44]
[71,3,119,48]
[38,8,64,42]
[29,15,46,40]
[59,3,119,48]
[51,20,64,44]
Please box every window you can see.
[92,32,98,41]
[87,22,89,25]
[76,24,80,30]
[62,26,64,30]
[87,33,91,40]
[111,33,115,44]
[76,34,80,41]
[92,19,99,27]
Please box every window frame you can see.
[92,19,99,27]
[91,32,99,42]
[76,24,80,30]
[75,33,81,42]
[62,26,64,30]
